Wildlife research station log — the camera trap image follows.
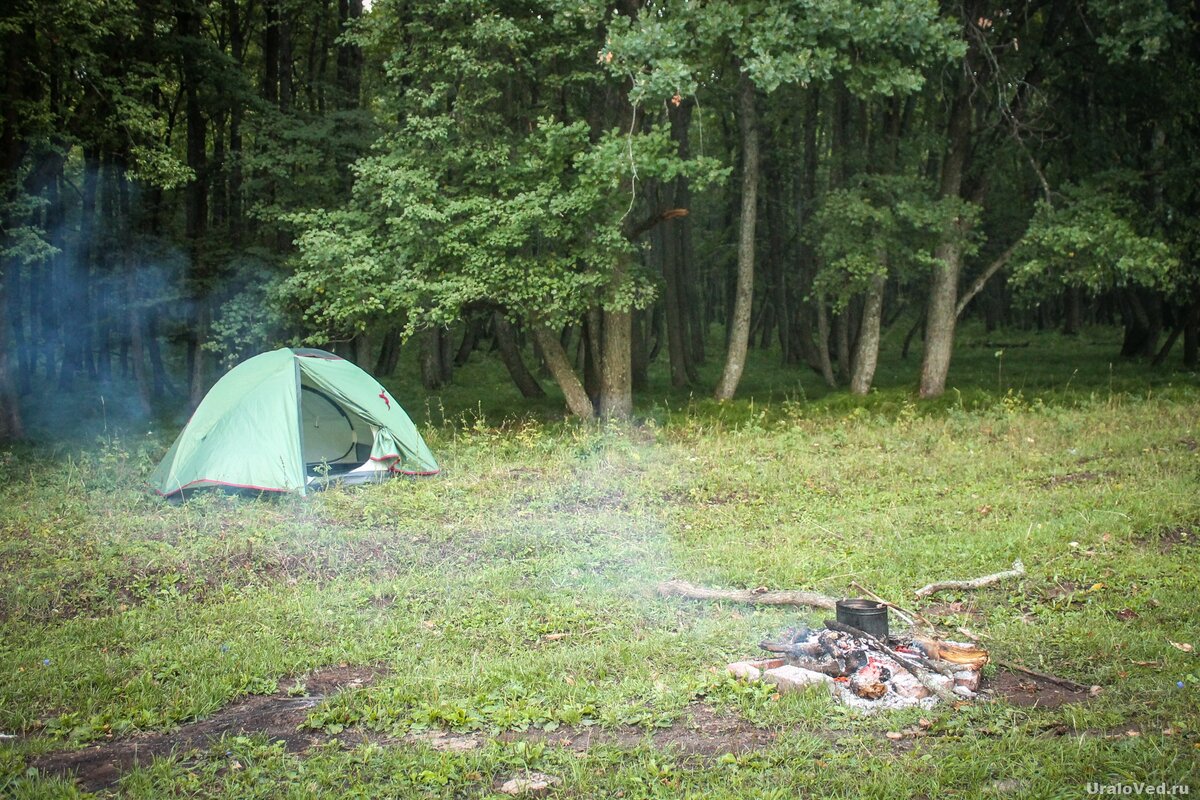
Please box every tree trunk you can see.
[849,270,886,395]
[453,316,480,366]
[532,326,593,418]
[815,292,836,387]
[0,21,28,438]
[1184,297,1199,368]
[179,0,210,408]
[668,100,703,376]
[599,304,632,418]
[117,173,152,416]
[714,69,760,401]
[919,70,973,399]
[834,310,851,385]
[493,312,544,398]
[660,181,690,388]
[582,307,603,404]
[630,309,649,391]
[374,328,400,376]
[902,312,925,361]
[418,327,445,390]
[1062,286,1082,335]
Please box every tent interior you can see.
[300,380,378,482]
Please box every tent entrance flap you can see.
[300,384,374,471]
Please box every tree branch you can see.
[955,240,1020,319]
[914,559,1026,599]
[625,208,688,240]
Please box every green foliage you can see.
[289,1,727,339]
[606,0,964,100]
[1087,0,1184,62]
[1011,182,1179,299]
[813,175,980,309]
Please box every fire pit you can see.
[728,613,989,712]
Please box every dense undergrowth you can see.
[1,326,1198,798]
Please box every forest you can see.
[1,0,1197,436]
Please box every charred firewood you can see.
[824,619,957,701]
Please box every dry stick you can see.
[657,579,837,610]
[914,559,1026,599]
[824,620,958,701]
[997,660,1089,693]
[850,581,933,630]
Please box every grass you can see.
[1,325,1199,798]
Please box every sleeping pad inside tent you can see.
[149,348,439,497]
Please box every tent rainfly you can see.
[150,348,439,497]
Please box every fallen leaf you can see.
[564,675,576,686]
[1089,685,1104,697]
[1115,608,1138,621]
[918,718,933,729]
[1169,641,1194,653]
[1125,730,1140,737]
[885,731,904,740]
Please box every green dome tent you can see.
[150,348,438,498]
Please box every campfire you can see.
[728,602,989,711]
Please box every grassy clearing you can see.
[2,329,1199,798]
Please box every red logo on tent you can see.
[379,391,390,410]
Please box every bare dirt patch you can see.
[987,669,1091,710]
[921,599,984,620]
[1041,470,1112,489]
[1136,522,1197,554]
[395,704,775,761]
[501,704,775,760]
[32,664,384,793]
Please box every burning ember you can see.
[728,618,989,712]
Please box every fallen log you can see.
[914,559,1026,599]
[657,579,837,610]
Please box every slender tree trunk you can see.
[116,173,152,416]
[453,316,480,366]
[834,310,851,385]
[179,0,210,407]
[660,181,690,388]
[146,311,169,397]
[765,154,790,363]
[532,326,593,418]
[815,292,836,387]
[668,100,703,376]
[374,328,399,376]
[630,309,649,391]
[919,71,973,399]
[902,311,925,360]
[1183,296,1198,368]
[849,270,886,395]
[793,88,822,371]
[493,312,544,398]
[0,20,28,438]
[1063,286,1082,335]
[582,307,603,404]
[714,69,760,401]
